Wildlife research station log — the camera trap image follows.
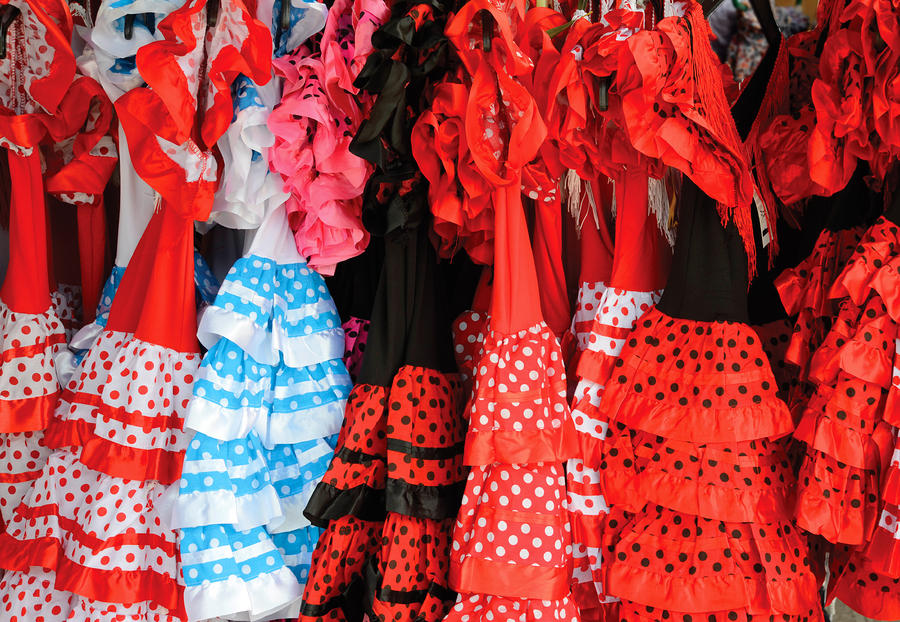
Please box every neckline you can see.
[729,31,787,144]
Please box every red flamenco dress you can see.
[437,7,578,621]
[811,194,900,621]
[0,0,113,534]
[588,25,824,620]
[596,190,824,619]
[566,170,672,622]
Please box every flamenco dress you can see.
[0,0,115,532]
[300,182,474,622]
[172,203,352,621]
[434,6,579,620]
[771,171,882,425]
[798,194,900,620]
[0,0,270,617]
[567,169,672,622]
[584,19,824,620]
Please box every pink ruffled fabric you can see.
[267,0,388,275]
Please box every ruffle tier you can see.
[304,383,387,526]
[775,228,864,377]
[600,309,794,443]
[364,515,457,622]
[197,253,345,369]
[0,448,183,617]
[298,515,383,622]
[175,433,336,533]
[43,331,200,485]
[0,301,68,433]
[443,593,580,622]
[575,288,662,390]
[188,337,350,449]
[0,430,51,525]
[449,462,571,601]
[606,507,821,617]
[463,321,577,466]
[0,567,182,622]
[179,522,321,621]
[601,423,795,523]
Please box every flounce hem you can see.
[182,566,303,622]
[0,534,183,615]
[443,593,580,622]
[794,449,880,546]
[384,478,466,520]
[464,321,576,465]
[0,301,68,432]
[200,305,346,369]
[601,423,794,523]
[603,386,794,444]
[303,481,387,527]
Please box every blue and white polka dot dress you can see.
[175,205,351,621]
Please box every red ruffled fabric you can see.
[590,308,822,619]
[792,217,900,546]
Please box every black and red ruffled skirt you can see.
[582,308,823,621]
[301,365,466,622]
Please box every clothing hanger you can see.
[273,0,291,52]
[206,0,219,29]
[124,13,155,39]
[703,0,780,48]
[0,4,21,59]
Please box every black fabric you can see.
[384,478,466,520]
[304,483,387,527]
[658,39,783,323]
[386,438,465,460]
[326,239,385,323]
[656,181,752,323]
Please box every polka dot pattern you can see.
[0,567,183,622]
[444,592,580,622]
[594,308,822,618]
[452,310,488,396]
[577,287,662,386]
[451,463,572,595]
[0,430,51,525]
[342,317,370,383]
[199,253,345,368]
[775,227,863,381]
[568,281,608,355]
[0,300,67,428]
[51,284,84,343]
[300,515,384,622]
[465,321,575,466]
[0,448,182,614]
[566,285,659,617]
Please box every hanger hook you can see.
[0,4,21,60]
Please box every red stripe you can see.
[589,323,632,340]
[0,392,58,432]
[13,503,177,554]
[0,470,42,484]
[79,434,185,485]
[0,333,67,363]
[69,392,184,433]
[0,533,185,617]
